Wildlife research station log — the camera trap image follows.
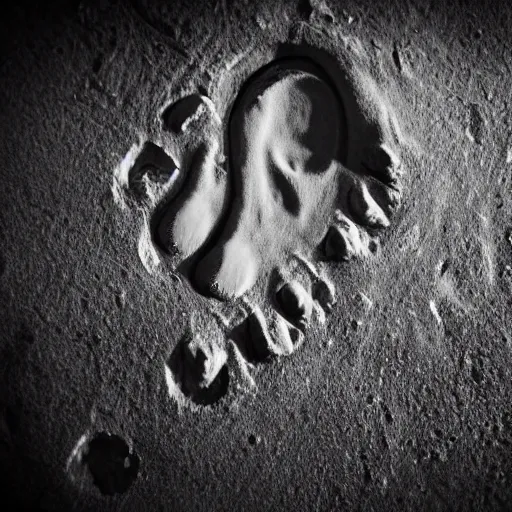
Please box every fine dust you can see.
[2,0,512,510]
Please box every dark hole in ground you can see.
[440,259,450,276]
[298,0,313,19]
[248,434,261,445]
[83,432,140,496]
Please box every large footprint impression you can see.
[114,32,405,409]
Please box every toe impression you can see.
[349,182,390,229]
[247,307,300,358]
[323,216,371,262]
[276,281,313,330]
[362,143,402,186]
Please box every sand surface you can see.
[1,0,512,510]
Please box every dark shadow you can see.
[83,432,140,496]
[322,225,349,262]
[270,164,301,216]
[297,0,313,20]
[229,317,271,364]
[296,75,341,172]
[127,141,178,201]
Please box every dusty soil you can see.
[1,0,512,510]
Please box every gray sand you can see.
[1,0,512,510]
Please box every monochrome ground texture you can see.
[1,0,512,510]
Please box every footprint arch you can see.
[194,57,348,299]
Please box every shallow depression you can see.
[193,57,346,299]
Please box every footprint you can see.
[116,37,407,407]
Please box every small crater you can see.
[298,0,313,19]
[91,334,102,346]
[351,319,361,331]
[471,360,484,385]
[115,292,126,309]
[381,403,394,424]
[248,434,261,445]
[299,0,335,23]
[83,432,140,496]
[440,259,450,276]
[322,11,335,23]
[127,142,179,202]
